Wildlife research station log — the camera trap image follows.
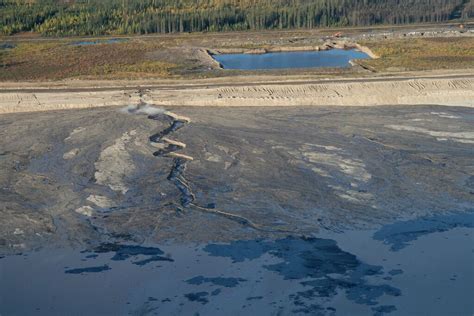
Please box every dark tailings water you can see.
[213,49,370,70]
[2,214,473,315]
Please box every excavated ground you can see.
[1,75,472,113]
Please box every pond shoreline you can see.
[203,41,378,70]
[208,42,377,56]
[211,49,371,70]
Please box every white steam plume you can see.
[120,104,166,116]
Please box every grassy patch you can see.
[1,32,473,81]
[0,40,179,80]
[359,37,474,71]
[90,61,177,79]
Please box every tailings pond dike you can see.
[2,76,472,113]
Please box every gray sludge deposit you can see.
[0,105,473,315]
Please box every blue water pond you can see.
[213,49,370,70]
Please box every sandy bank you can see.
[0,76,472,114]
[153,77,473,108]
[208,40,379,59]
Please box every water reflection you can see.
[213,49,370,70]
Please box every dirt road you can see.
[0,73,473,113]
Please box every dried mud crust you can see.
[0,105,473,253]
[130,104,294,233]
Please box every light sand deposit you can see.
[208,40,379,59]
[0,76,472,113]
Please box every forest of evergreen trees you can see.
[1,0,473,36]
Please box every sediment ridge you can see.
[207,40,378,57]
[1,76,472,114]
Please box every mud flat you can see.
[0,75,473,114]
[1,105,473,249]
[1,101,473,315]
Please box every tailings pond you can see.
[1,105,473,315]
[1,214,473,315]
[213,49,370,70]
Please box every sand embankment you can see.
[208,40,379,59]
[153,77,473,108]
[0,77,472,114]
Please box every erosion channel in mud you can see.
[1,104,473,315]
[127,103,291,233]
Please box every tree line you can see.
[1,0,473,36]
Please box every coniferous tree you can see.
[0,0,471,36]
